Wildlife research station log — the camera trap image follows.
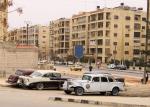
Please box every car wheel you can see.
[75,87,84,96]
[64,90,72,94]
[111,87,119,96]
[36,83,44,90]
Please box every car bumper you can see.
[6,81,18,85]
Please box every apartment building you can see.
[0,0,8,42]
[70,4,148,63]
[49,18,70,60]
[8,25,49,60]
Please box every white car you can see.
[70,64,82,71]
[107,64,116,69]
[17,70,67,90]
[63,73,124,96]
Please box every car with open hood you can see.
[7,69,34,85]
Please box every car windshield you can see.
[53,73,61,78]
[30,71,42,77]
[15,70,23,76]
[82,75,91,81]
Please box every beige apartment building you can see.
[70,4,148,63]
[8,25,50,60]
[49,18,70,61]
[0,0,8,42]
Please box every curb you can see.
[48,96,150,107]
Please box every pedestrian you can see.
[146,72,149,83]
[89,65,93,72]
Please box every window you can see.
[134,32,140,38]
[125,16,131,20]
[142,35,145,38]
[114,15,119,19]
[114,33,117,37]
[125,42,129,46]
[142,26,145,30]
[113,42,117,45]
[125,34,129,37]
[113,50,117,54]
[134,23,141,30]
[133,49,140,55]
[43,36,46,38]
[114,24,118,28]
[105,39,110,46]
[92,77,100,82]
[101,77,108,82]
[125,25,130,29]
[125,51,129,54]
[142,17,146,21]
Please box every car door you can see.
[100,76,110,92]
[89,77,100,92]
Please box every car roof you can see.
[35,70,60,74]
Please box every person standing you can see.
[89,64,93,72]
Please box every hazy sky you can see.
[8,0,146,29]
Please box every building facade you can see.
[49,18,70,61]
[8,25,50,60]
[70,4,147,63]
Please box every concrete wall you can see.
[0,42,38,76]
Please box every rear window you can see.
[108,76,114,82]
[15,70,23,76]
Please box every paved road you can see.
[55,65,146,78]
[0,86,107,107]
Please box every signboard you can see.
[74,45,84,59]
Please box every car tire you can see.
[64,90,72,94]
[111,87,119,96]
[75,87,84,96]
[36,83,44,90]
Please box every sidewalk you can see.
[49,95,150,107]
[0,78,9,87]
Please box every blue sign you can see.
[74,45,84,59]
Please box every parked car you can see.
[7,69,34,85]
[107,64,116,69]
[63,72,124,96]
[116,65,127,70]
[70,64,82,71]
[17,70,68,90]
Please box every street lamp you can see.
[24,21,31,45]
[113,42,117,65]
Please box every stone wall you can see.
[0,42,38,76]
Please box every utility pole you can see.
[24,21,30,45]
[143,0,150,84]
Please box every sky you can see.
[8,0,146,29]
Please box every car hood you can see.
[70,79,89,83]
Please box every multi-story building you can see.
[0,0,8,42]
[8,25,49,60]
[70,4,148,63]
[49,18,70,60]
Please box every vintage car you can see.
[63,72,124,96]
[17,70,68,90]
[7,69,34,85]
[70,64,82,71]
